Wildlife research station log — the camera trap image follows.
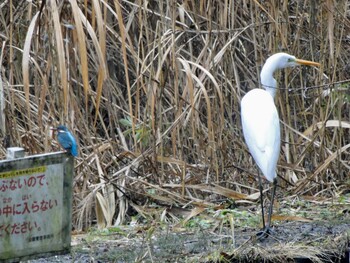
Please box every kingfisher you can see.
[52,125,78,157]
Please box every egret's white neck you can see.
[260,60,278,98]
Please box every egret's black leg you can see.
[267,178,277,229]
[257,170,266,229]
[256,178,277,239]
[256,170,267,239]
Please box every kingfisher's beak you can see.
[295,58,320,67]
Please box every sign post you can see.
[0,150,73,262]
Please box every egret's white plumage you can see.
[240,52,319,237]
[241,88,280,182]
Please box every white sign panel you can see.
[0,152,73,261]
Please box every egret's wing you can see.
[241,89,280,182]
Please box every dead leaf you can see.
[271,215,312,223]
[181,206,206,225]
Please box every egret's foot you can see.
[256,226,274,239]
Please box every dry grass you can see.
[0,0,349,230]
[227,241,347,263]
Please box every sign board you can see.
[0,151,73,262]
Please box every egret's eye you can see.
[287,58,294,63]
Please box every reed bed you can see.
[0,0,349,230]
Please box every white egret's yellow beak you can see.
[295,58,320,67]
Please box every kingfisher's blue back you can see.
[56,125,78,157]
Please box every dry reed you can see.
[0,0,349,230]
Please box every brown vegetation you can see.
[0,0,349,232]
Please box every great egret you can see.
[241,53,319,237]
[52,125,78,157]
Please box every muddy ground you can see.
[23,222,350,263]
[24,202,350,262]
